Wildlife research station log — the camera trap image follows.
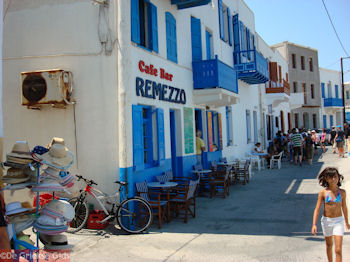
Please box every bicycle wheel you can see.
[67,197,89,233]
[117,197,152,234]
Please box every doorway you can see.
[170,110,177,177]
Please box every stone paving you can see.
[56,147,350,261]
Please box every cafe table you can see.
[147,181,178,222]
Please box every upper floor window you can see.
[206,29,213,59]
[165,12,177,63]
[301,56,305,70]
[292,54,296,68]
[346,90,350,100]
[131,0,158,53]
[218,0,232,45]
[311,84,314,99]
[293,82,298,93]
[321,82,325,98]
[309,58,313,72]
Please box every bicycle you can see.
[67,175,152,234]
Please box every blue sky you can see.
[244,0,350,82]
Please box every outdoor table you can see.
[147,181,178,222]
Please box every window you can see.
[335,85,339,98]
[165,12,177,63]
[292,54,296,69]
[207,111,222,151]
[278,65,282,84]
[191,16,202,61]
[311,84,314,99]
[293,82,298,93]
[330,115,334,127]
[327,82,332,98]
[132,105,165,171]
[346,90,350,100]
[131,0,158,52]
[294,114,299,128]
[218,1,232,45]
[309,58,313,72]
[312,114,317,129]
[275,116,279,128]
[321,82,325,98]
[246,110,251,143]
[323,115,327,128]
[206,30,213,59]
[302,83,307,104]
[266,115,272,141]
[226,106,233,146]
[253,111,258,144]
[301,56,305,70]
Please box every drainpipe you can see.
[117,0,129,197]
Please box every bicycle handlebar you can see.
[75,175,97,185]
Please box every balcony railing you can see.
[323,98,343,107]
[171,0,211,9]
[192,56,238,94]
[233,49,269,84]
[266,79,290,96]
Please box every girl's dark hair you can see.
[318,167,344,188]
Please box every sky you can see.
[244,0,350,82]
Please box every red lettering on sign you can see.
[138,61,174,81]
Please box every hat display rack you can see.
[0,139,75,259]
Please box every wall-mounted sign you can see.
[184,107,194,154]
[138,60,173,81]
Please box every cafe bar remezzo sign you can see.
[136,60,186,104]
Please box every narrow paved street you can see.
[67,148,350,262]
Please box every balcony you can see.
[233,49,269,84]
[192,57,239,108]
[266,80,290,96]
[171,0,211,9]
[323,98,343,107]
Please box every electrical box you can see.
[21,69,73,107]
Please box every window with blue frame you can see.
[131,0,158,52]
[335,85,339,98]
[191,16,202,61]
[321,82,325,98]
[225,106,233,146]
[165,12,177,63]
[253,111,258,144]
[323,115,327,128]
[206,29,213,59]
[246,110,251,144]
[132,105,165,171]
[218,0,232,45]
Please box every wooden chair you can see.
[234,160,250,185]
[209,165,230,198]
[135,181,169,229]
[270,151,283,169]
[156,170,173,183]
[170,179,199,223]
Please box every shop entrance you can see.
[170,110,177,177]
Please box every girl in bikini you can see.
[312,167,349,262]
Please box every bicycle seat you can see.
[114,181,127,186]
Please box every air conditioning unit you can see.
[21,69,74,107]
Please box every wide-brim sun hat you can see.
[2,168,30,184]
[12,214,36,234]
[41,234,73,250]
[44,199,75,222]
[31,178,70,194]
[37,144,73,168]
[5,202,30,216]
[6,141,33,160]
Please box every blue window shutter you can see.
[156,108,165,165]
[227,8,232,46]
[323,115,327,128]
[321,83,325,98]
[239,22,244,51]
[233,14,240,64]
[149,3,158,52]
[246,28,251,59]
[218,0,224,40]
[131,0,140,44]
[166,12,177,63]
[335,85,339,98]
[206,30,211,59]
[252,33,255,48]
[191,17,202,61]
[132,105,144,171]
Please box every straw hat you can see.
[37,144,73,168]
[2,168,30,184]
[48,137,65,147]
[5,202,30,216]
[12,214,36,234]
[6,141,33,160]
[41,234,73,250]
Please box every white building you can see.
[319,68,343,128]
[3,0,291,198]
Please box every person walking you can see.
[312,167,349,262]
[344,123,350,153]
[329,126,337,154]
[335,126,345,158]
[196,130,205,165]
[290,128,303,166]
[320,128,327,153]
